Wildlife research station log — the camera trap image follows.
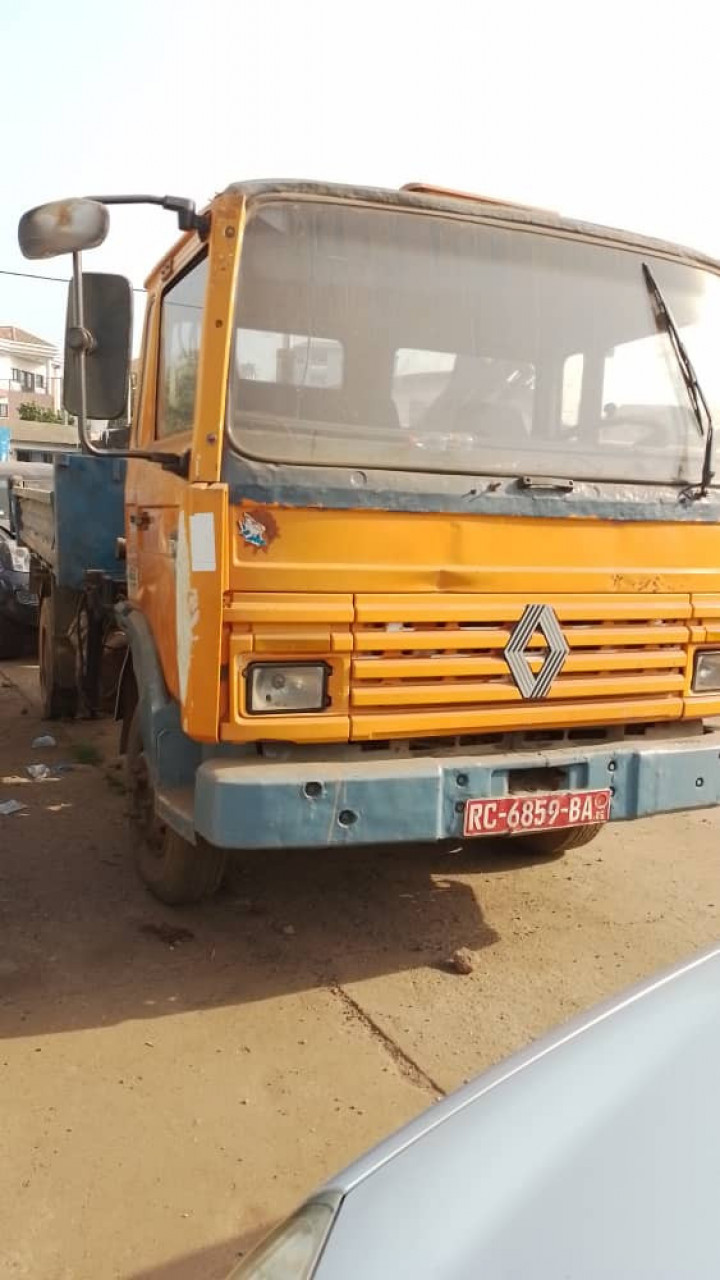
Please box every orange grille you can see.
[350,593,690,738]
[220,591,720,744]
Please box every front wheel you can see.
[507,823,603,858]
[125,706,227,905]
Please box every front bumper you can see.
[0,575,38,628]
[192,729,720,850]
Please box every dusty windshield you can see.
[226,199,720,486]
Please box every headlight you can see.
[11,546,30,573]
[227,1199,338,1280]
[693,650,720,692]
[246,663,330,714]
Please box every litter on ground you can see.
[0,799,27,816]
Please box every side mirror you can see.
[64,273,133,422]
[18,198,109,260]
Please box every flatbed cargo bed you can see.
[13,453,126,589]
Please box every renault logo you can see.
[504,604,569,699]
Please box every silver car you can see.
[231,944,720,1278]
[0,463,51,658]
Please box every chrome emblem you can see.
[504,604,569,699]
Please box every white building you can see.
[0,326,78,459]
[0,326,62,418]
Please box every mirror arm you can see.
[76,431,191,476]
[148,450,191,477]
[71,436,190,476]
[114,448,190,476]
[86,194,210,237]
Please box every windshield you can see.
[227,200,720,487]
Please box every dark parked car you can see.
[0,464,52,659]
[231,944,720,1279]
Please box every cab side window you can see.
[156,254,208,438]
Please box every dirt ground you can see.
[0,657,718,1279]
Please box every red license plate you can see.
[463,788,611,838]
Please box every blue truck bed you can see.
[13,453,127,590]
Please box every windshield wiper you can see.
[642,262,714,498]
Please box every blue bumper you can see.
[192,730,720,850]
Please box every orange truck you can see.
[16,179,720,904]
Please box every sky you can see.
[2,0,720,356]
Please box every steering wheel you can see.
[563,415,678,450]
[599,413,678,449]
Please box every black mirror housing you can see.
[64,273,133,421]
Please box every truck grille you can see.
[351,594,690,739]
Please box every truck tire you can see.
[125,706,227,905]
[39,595,78,719]
[0,618,28,660]
[506,823,603,858]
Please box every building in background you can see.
[0,326,78,460]
[9,419,79,462]
[0,326,62,422]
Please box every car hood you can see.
[316,945,720,1278]
[0,526,31,586]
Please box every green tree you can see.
[18,401,65,424]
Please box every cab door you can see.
[126,251,209,700]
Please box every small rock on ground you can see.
[451,947,477,975]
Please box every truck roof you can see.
[222,178,720,275]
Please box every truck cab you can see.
[18,181,720,903]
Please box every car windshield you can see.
[226,199,720,487]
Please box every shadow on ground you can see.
[0,664,560,1041]
[126,1228,259,1280]
[0,798,515,1039]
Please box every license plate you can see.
[463,788,611,838]
[16,590,38,606]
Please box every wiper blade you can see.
[642,262,714,498]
